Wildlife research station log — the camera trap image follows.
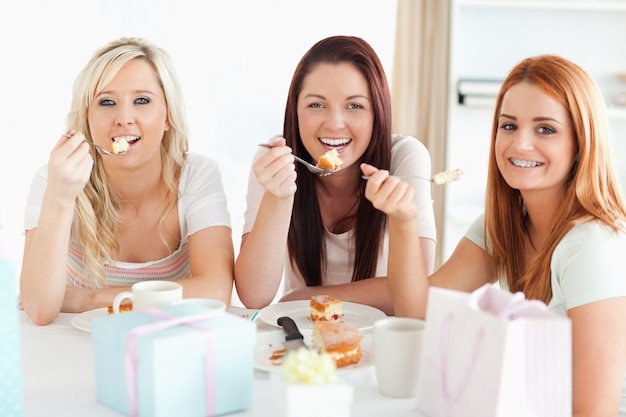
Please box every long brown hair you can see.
[283,36,393,286]
[484,55,626,303]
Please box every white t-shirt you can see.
[465,213,626,414]
[23,153,230,287]
[242,134,437,292]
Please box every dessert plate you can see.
[70,307,108,332]
[257,300,386,331]
[72,306,258,332]
[254,330,374,374]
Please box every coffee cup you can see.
[373,317,426,398]
[112,280,182,313]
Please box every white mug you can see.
[373,317,426,398]
[112,280,183,313]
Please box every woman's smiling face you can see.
[495,81,576,195]
[296,62,374,169]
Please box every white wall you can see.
[0,0,397,298]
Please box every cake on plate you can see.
[107,302,133,314]
[312,321,363,368]
[310,295,344,322]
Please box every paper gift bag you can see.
[415,284,571,417]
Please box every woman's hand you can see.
[361,163,426,318]
[60,285,98,313]
[20,131,94,325]
[361,163,418,222]
[61,285,133,313]
[253,137,297,199]
[236,138,297,309]
[46,130,93,208]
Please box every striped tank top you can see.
[66,240,190,288]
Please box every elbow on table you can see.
[236,293,272,310]
[233,277,277,310]
[24,304,59,326]
[233,284,274,310]
[391,302,426,320]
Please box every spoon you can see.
[257,143,337,176]
[362,168,464,185]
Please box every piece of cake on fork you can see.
[111,137,130,154]
[316,149,343,171]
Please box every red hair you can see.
[484,55,626,303]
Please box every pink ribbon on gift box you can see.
[124,308,226,417]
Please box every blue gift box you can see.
[91,304,256,417]
[0,258,23,417]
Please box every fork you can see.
[63,130,126,155]
[361,168,463,185]
[63,131,126,156]
[361,174,433,182]
[85,141,126,156]
[257,143,336,176]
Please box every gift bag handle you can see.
[439,312,484,416]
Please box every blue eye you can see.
[135,97,150,105]
[99,98,115,106]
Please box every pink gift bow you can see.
[124,308,226,417]
[438,287,548,416]
[469,285,548,320]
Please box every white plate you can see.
[258,300,386,331]
[254,330,374,374]
[72,306,257,332]
[71,307,108,332]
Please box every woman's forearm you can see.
[20,198,75,325]
[387,216,429,319]
[234,193,294,308]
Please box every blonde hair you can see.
[484,55,626,303]
[66,37,189,286]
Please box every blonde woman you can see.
[386,55,626,416]
[21,37,234,325]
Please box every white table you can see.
[20,309,424,417]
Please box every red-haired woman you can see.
[389,55,626,416]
